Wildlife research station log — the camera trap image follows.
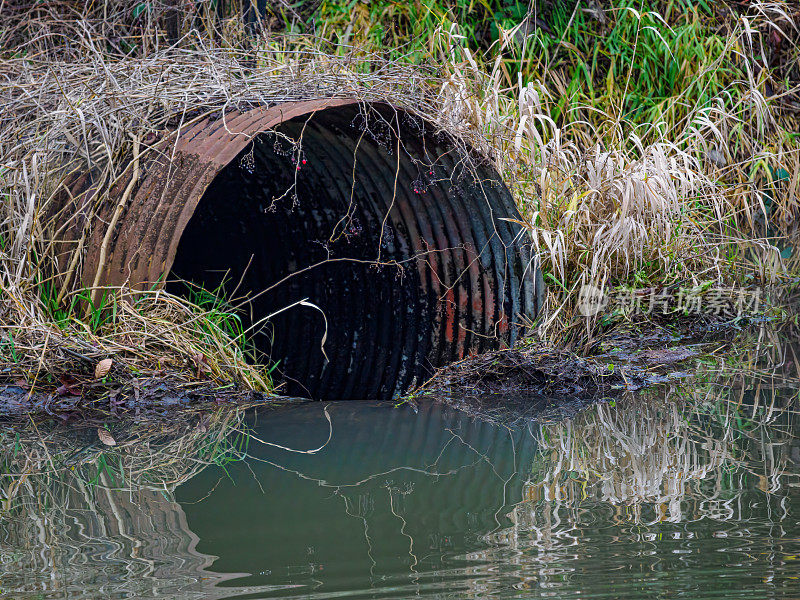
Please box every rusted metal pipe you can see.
[58,100,544,399]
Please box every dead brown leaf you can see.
[97,427,116,446]
[95,358,113,379]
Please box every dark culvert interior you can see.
[168,103,540,400]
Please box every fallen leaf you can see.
[97,427,116,446]
[95,358,113,379]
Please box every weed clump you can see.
[1,1,799,406]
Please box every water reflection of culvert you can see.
[64,100,544,399]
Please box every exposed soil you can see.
[0,314,780,424]
[0,377,287,423]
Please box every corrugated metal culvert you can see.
[62,99,544,400]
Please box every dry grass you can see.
[429,3,800,345]
[0,287,274,395]
[1,2,799,394]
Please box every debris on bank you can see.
[419,341,697,398]
[411,319,740,422]
[0,378,286,422]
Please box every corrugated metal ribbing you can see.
[62,100,543,400]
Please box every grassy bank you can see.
[1,1,798,405]
[311,0,800,343]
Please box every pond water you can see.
[2,345,800,599]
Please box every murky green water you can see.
[2,360,800,598]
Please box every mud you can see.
[0,316,773,423]
[0,378,283,422]
[412,318,753,423]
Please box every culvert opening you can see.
[167,102,541,400]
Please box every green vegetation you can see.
[0,0,797,391]
[305,0,799,345]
